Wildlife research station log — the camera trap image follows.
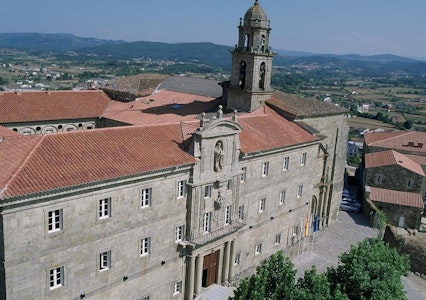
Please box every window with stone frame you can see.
[49,266,64,290]
[297,184,303,198]
[262,162,269,177]
[175,225,185,242]
[177,180,186,198]
[279,190,286,205]
[141,188,152,208]
[301,152,307,166]
[48,209,63,233]
[204,185,212,198]
[259,198,266,213]
[140,237,151,257]
[99,250,111,271]
[283,156,289,171]
[98,198,111,219]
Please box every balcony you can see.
[190,219,246,246]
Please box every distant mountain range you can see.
[1,33,425,75]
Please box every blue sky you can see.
[1,0,425,58]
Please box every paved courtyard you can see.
[293,211,426,300]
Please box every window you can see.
[234,253,240,265]
[259,198,266,213]
[225,205,231,225]
[177,180,186,198]
[275,234,281,245]
[203,212,211,233]
[99,251,111,271]
[238,205,245,221]
[48,209,63,233]
[173,281,182,295]
[262,162,269,177]
[255,243,262,255]
[227,180,233,191]
[141,188,151,208]
[140,237,151,256]
[49,266,64,290]
[301,153,307,166]
[283,157,289,171]
[204,185,212,198]
[279,190,286,205]
[99,198,111,219]
[297,184,303,198]
[175,225,185,242]
[240,167,247,182]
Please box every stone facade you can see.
[365,164,424,193]
[0,2,349,299]
[1,167,191,299]
[3,118,98,135]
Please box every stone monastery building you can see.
[0,1,348,299]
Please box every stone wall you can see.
[383,225,426,275]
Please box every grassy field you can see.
[346,116,398,130]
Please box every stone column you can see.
[217,245,224,284]
[222,241,231,283]
[185,255,195,300]
[228,240,235,281]
[195,254,203,295]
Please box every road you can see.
[292,211,426,300]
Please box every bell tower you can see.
[227,0,275,112]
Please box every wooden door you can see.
[202,250,219,287]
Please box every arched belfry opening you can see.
[224,0,275,112]
[259,62,266,90]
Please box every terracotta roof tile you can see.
[102,90,221,125]
[238,106,318,153]
[0,125,197,200]
[0,125,20,137]
[0,90,111,123]
[369,186,424,208]
[364,132,426,153]
[365,150,425,176]
[0,135,43,195]
[267,91,347,119]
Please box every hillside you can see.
[1,32,426,75]
[0,33,125,52]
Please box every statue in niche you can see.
[214,141,224,172]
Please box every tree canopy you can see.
[230,238,409,300]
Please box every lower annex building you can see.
[0,1,348,299]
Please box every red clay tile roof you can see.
[369,186,424,208]
[267,90,347,119]
[0,125,197,200]
[364,132,426,154]
[102,90,221,125]
[0,90,111,123]
[238,106,318,153]
[0,126,20,137]
[365,150,425,176]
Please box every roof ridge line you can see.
[369,131,412,145]
[1,135,45,199]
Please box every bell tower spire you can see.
[226,0,275,112]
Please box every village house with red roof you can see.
[363,132,425,230]
[0,2,348,299]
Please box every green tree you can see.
[294,267,342,300]
[403,119,413,130]
[231,251,296,300]
[326,238,409,300]
[0,76,7,85]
